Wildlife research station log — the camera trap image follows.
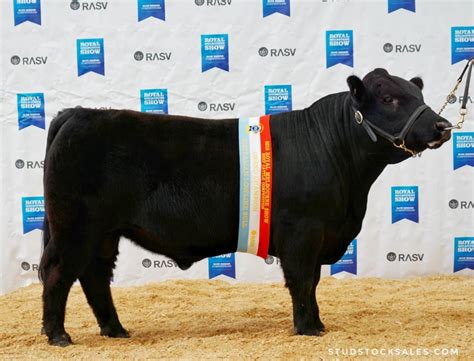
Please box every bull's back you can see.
[45,108,241,256]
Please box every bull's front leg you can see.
[278,226,324,336]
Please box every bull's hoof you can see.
[48,333,72,347]
[100,325,130,338]
[294,326,322,336]
[316,320,325,332]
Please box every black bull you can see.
[39,69,452,346]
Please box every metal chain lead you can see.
[438,79,461,116]
[439,58,474,130]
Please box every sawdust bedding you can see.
[0,276,472,360]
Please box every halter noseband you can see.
[353,104,429,157]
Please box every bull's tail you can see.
[39,109,74,283]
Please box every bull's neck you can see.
[272,92,388,197]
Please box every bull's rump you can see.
[44,108,241,258]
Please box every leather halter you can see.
[353,104,429,157]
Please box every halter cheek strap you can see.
[353,104,430,157]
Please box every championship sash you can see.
[237,115,273,259]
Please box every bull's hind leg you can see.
[41,232,92,346]
[79,240,129,339]
[310,264,325,332]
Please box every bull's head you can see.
[347,68,452,163]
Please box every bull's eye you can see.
[383,95,393,104]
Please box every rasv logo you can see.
[134,51,171,61]
[258,47,296,57]
[15,159,44,169]
[142,258,178,268]
[386,252,424,262]
[447,95,473,105]
[70,1,108,10]
[20,262,39,272]
[383,43,421,53]
[195,0,232,6]
[198,101,235,112]
[449,199,474,209]
[11,55,47,65]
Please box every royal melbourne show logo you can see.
[330,239,357,275]
[14,0,41,26]
[22,196,44,233]
[391,186,419,223]
[262,0,290,17]
[17,93,45,130]
[264,85,292,115]
[326,30,353,68]
[76,38,105,76]
[208,253,236,279]
[137,0,165,21]
[451,27,474,64]
[388,0,415,13]
[454,237,474,273]
[201,34,229,72]
[140,89,168,114]
[453,132,474,170]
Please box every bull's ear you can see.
[347,75,366,106]
[410,77,424,90]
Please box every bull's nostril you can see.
[435,121,453,132]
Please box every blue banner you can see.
[77,38,105,76]
[454,237,474,272]
[331,240,357,275]
[264,85,292,115]
[17,93,45,130]
[388,0,415,13]
[208,253,236,279]
[14,0,41,26]
[326,30,353,68]
[391,186,419,223]
[262,0,290,18]
[201,34,229,72]
[140,89,168,114]
[137,0,165,22]
[451,27,474,65]
[453,132,474,170]
[22,196,44,234]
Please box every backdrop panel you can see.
[1,0,473,294]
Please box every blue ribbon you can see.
[208,253,236,279]
[388,0,415,13]
[331,240,357,275]
[140,89,168,114]
[201,34,229,72]
[454,237,474,272]
[391,186,419,223]
[14,0,41,26]
[22,196,44,234]
[262,0,290,17]
[326,30,353,68]
[17,93,45,130]
[137,0,165,22]
[451,27,474,65]
[264,85,292,115]
[77,38,105,76]
[453,132,474,170]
